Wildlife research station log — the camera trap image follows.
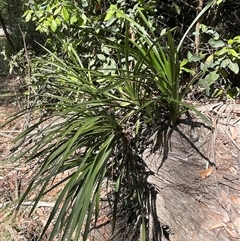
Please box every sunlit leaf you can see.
[25,12,32,22]
[228,48,238,58]
[50,19,58,32]
[70,15,78,24]
[62,7,69,22]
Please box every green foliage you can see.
[22,0,167,66]
[14,42,153,241]
[191,25,240,97]
[8,1,221,241]
[23,1,88,34]
[104,4,205,125]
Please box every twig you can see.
[225,130,240,152]
[231,118,240,126]
[0,132,13,138]
[179,0,195,11]
[194,0,204,55]
[21,201,56,208]
[0,130,22,133]
[0,201,56,209]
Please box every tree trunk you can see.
[88,103,240,241]
[144,108,240,241]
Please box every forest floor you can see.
[0,75,239,241]
[0,75,61,241]
[0,75,112,241]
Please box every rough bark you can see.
[88,103,240,241]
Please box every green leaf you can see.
[218,68,228,78]
[102,46,110,55]
[97,54,105,61]
[79,13,87,25]
[199,71,219,87]
[188,53,202,62]
[180,58,188,67]
[206,71,220,84]
[55,17,61,25]
[160,28,167,36]
[62,7,69,22]
[228,61,239,74]
[233,36,240,43]
[54,6,62,16]
[208,39,225,48]
[50,19,58,32]
[25,12,32,22]
[181,67,195,74]
[173,3,181,14]
[220,59,229,68]
[228,48,239,58]
[70,15,78,24]
[228,39,234,45]
[215,47,228,56]
[104,9,115,21]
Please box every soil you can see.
[0,75,58,241]
[0,75,240,241]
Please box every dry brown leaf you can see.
[231,196,240,205]
[229,166,238,175]
[95,216,110,228]
[210,223,226,230]
[223,209,231,223]
[233,217,240,233]
[171,234,179,241]
[224,226,238,238]
[230,126,238,141]
[94,4,101,12]
[200,167,213,179]
[36,207,44,216]
[221,190,228,203]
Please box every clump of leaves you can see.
[187,24,240,98]
[8,2,215,241]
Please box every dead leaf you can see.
[230,126,238,141]
[210,223,226,230]
[172,234,179,241]
[221,190,227,203]
[9,180,15,190]
[231,196,240,205]
[224,225,238,238]
[94,4,101,12]
[200,167,213,179]
[233,217,240,233]
[36,207,44,216]
[229,166,238,175]
[223,208,231,223]
[94,216,110,228]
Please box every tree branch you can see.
[0,11,15,53]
